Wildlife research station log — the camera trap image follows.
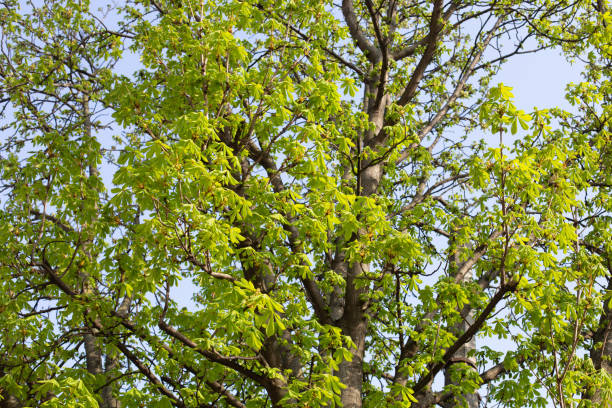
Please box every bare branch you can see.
[396,17,503,163]
[396,0,444,106]
[341,0,382,63]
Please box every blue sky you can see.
[498,47,582,111]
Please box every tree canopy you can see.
[0,0,611,407]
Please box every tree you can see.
[0,0,610,407]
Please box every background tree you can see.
[0,0,610,407]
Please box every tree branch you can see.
[245,139,331,324]
[396,16,503,163]
[205,379,247,408]
[413,279,519,394]
[392,0,462,61]
[157,320,274,389]
[115,341,186,408]
[341,0,382,63]
[396,0,444,106]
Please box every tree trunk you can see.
[590,275,612,405]
[339,262,369,408]
[443,316,479,408]
[444,238,479,408]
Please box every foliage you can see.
[0,0,611,407]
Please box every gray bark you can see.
[338,262,370,408]
[444,239,479,408]
[590,275,612,405]
[336,76,387,406]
